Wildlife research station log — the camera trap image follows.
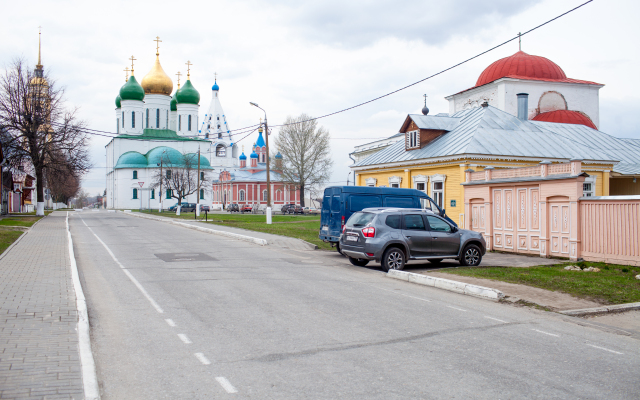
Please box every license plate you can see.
[322,226,328,231]
[346,235,358,242]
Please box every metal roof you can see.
[354,106,640,175]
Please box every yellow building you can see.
[351,50,640,226]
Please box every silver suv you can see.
[340,208,486,271]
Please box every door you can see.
[426,215,460,256]
[401,214,431,257]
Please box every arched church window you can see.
[200,189,204,200]
[239,190,245,201]
[166,189,172,199]
[262,190,267,201]
[200,172,204,180]
[156,109,160,128]
[218,132,222,139]
[117,119,120,134]
[122,112,124,128]
[132,188,138,199]
[188,115,192,131]
[131,111,135,128]
[146,109,149,128]
[179,115,181,131]
[133,170,138,179]
[216,145,226,157]
[166,170,171,179]
[151,189,155,199]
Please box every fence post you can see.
[484,166,494,182]
[540,160,551,177]
[570,158,583,176]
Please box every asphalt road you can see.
[70,211,639,399]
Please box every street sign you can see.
[138,182,144,187]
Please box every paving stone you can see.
[0,214,84,399]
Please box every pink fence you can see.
[580,199,640,266]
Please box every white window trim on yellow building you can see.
[583,174,597,197]
[388,175,402,188]
[412,174,429,193]
[365,177,377,187]
[431,174,446,209]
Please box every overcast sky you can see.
[1,0,638,196]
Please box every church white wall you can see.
[177,104,199,137]
[169,110,177,132]
[115,108,121,134]
[143,94,171,130]
[446,78,602,127]
[120,100,144,134]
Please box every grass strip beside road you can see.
[140,211,333,250]
[441,261,640,305]
[0,216,44,227]
[0,229,26,255]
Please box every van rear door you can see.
[320,187,343,242]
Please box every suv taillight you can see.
[342,225,346,234]
[341,216,345,231]
[362,227,375,238]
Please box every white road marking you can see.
[484,316,508,323]
[165,319,176,327]
[586,344,623,355]
[365,284,432,302]
[532,329,559,337]
[447,306,467,312]
[178,334,192,344]
[195,353,211,365]
[216,377,238,393]
[80,218,164,314]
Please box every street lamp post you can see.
[250,102,272,224]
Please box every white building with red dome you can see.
[350,48,640,226]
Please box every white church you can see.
[106,48,239,210]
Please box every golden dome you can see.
[30,76,48,87]
[141,55,173,95]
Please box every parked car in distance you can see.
[304,207,320,215]
[200,205,210,212]
[340,208,485,271]
[241,204,253,213]
[281,204,303,214]
[169,202,193,212]
[226,203,239,212]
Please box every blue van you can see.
[319,186,455,252]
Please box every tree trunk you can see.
[36,167,45,216]
[299,183,305,208]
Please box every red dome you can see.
[476,51,567,87]
[532,110,597,129]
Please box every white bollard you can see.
[159,202,163,213]
[196,204,201,217]
[177,206,181,216]
[266,207,272,224]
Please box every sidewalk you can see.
[130,212,317,251]
[0,213,84,399]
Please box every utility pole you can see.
[196,145,201,218]
[250,102,272,224]
[159,157,163,212]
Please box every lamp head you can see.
[250,102,259,107]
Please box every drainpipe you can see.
[516,93,529,121]
[348,152,356,186]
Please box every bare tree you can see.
[75,190,89,208]
[151,153,208,212]
[0,58,91,215]
[47,167,79,205]
[274,114,332,207]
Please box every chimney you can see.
[516,93,529,121]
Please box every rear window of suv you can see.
[346,212,375,227]
[385,215,401,229]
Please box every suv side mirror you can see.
[441,209,446,216]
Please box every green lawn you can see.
[0,229,25,254]
[140,210,332,250]
[0,216,44,228]
[441,261,640,305]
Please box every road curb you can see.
[559,302,640,317]
[387,270,505,301]
[125,212,268,246]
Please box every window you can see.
[156,108,160,128]
[239,190,245,201]
[349,195,381,211]
[200,189,204,200]
[132,188,138,199]
[365,178,377,187]
[179,115,181,131]
[151,189,155,199]
[346,212,375,227]
[166,170,171,179]
[146,109,149,128]
[403,214,425,230]
[383,196,415,208]
[200,172,204,180]
[427,216,452,233]
[166,189,172,199]
[263,190,268,201]
[166,110,168,128]
[216,145,226,157]
[131,111,135,128]
[391,183,399,188]
[132,170,138,179]
[122,112,124,128]
[385,215,402,229]
[117,119,120,134]
[410,131,418,148]
[583,175,596,197]
[416,183,425,191]
[188,115,192,131]
[431,180,444,208]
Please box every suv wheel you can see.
[382,247,405,272]
[348,257,369,267]
[460,244,482,266]
[336,242,344,256]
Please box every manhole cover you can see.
[155,253,216,262]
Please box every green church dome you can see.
[115,151,147,168]
[145,146,184,166]
[115,94,122,108]
[119,76,145,102]
[170,94,177,111]
[176,79,200,105]
[184,153,211,168]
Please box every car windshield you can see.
[346,212,375,228]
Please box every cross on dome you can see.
[175,71,182,87]
[154,36,162,56]
[185,60,192,79]
[123,67,130,82]
[129,55,136,75]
